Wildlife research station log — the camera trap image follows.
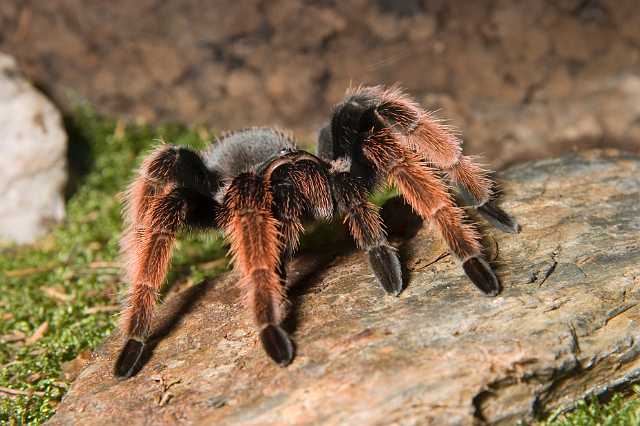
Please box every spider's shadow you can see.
[120,277,217,378]
[282,196,423,335]
[63,113,94,200]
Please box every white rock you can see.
[0,53,67,244]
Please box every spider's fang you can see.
[114,338,146,379]
[478,203,521,234]
[462,257,501,296]
[260,324,294,367]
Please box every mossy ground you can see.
[0,108,228,424]
[538,388,640,426]
[0,109,637,424]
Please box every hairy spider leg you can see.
[362,126,501,296]
[319,105,403,295]
[356,85,519,233]
[328,162,404,295]
[221,172,294,366]
[266,154,333,284]
[116,145,219,378]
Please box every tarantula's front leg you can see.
[363,131,500,295]
[363,86,519,233]
[115,146,219,378]
[266,155,333,258]
[221,173,294,366]
[329,161,403,296]
[267,155,333,284]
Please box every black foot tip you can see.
[368,245,404,296]
[478,203,520,234]
[463,257,501,296]
[114,338,145,379]
[260,324,294,367]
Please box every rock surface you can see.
[0,52,66,244]
[1,1,639,166]
[48,150,639,425]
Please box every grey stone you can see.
[0,52,67,244]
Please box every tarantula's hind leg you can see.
[362,132,500,296]
[116,186,220,378]
[366,86,520,234]
[222,173,294,366]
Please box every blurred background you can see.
[1,1,640,423]
[2,0,640,167]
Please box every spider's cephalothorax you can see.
[114,86,519,379]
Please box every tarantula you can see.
[114,85,519,378]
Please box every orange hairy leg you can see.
[221,172,294,365]
[116,146,219,378]
[329,160,403,296]
[266,155,334,287]
[362,129,500,295]
[358,85,519,233]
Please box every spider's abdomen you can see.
[204,127,296,178]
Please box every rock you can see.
[48,150,640,425]
[0,53,67,244]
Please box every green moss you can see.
[540,388,640,426]
[0,108,227,424]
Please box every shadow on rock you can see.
[115,277,218,378]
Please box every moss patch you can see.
[540,388,640,426]
[0,108,228,424]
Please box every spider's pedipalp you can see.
[270,173,305,283]
[267,154,334,295]
[267,155,333,258]
[116,145,220,378]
